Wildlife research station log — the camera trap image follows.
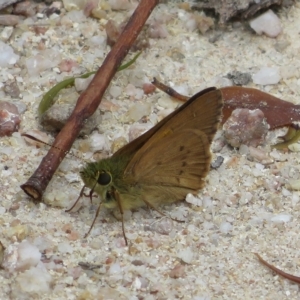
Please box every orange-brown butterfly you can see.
[73,87,223,245]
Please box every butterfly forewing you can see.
[124,89,223,190]
[113,87,217,159]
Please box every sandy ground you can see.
[1,1,300,299]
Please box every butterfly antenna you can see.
[142,198,184,223]
[21,133,83,161]
[112,188,128,246]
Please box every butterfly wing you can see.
[124,89,223,190]
[113,87,217,159]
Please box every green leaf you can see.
[38,52,141,116]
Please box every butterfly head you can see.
[80,158,127,209]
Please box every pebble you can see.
[75,74,94,92]
[185,193,202,206]
[177,247,193,264]
[108,0,132,11]
[25,49,62,77]
[0,15,21,26]
[0,101,21,137]
[252,67,281,85]
[2,241,41,272]
[270,214,292,223]
[0,41,19,67]
[88,132,110,152]
[128,123,152,141]
[57,242,73,254]
[0,26,14,41]
[40,101,101,136]
[219,222,233,234]
[4,81,21,98]
[13,0,37,17]
[124,102,151,122]
[16,263,52,294]
[247,146,273,165]
[169,263,185,279]
[249,10,282,38]
[223,109,269,148]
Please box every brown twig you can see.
[255,253,300,284]
[21,0,159,201]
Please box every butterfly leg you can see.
[84,202,103,238]
[112,188,128,246]
[65,185,86,212]
[142,198,184,223]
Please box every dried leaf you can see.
[220,86,300,130]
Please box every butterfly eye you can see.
[97,171,111,185]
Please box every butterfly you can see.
[71,87,223,245]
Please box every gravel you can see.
[1,1,300,299]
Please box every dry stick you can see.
[254,253,300,284]
[21,0,159,201]
[152,77,188,102]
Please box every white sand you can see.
[1,1,300,299]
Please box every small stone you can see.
[142,83,156,95]
[124,103,151,122]
[249,10,282,38]
[40,102,101,136]
[16,264,52,294]
[220,222,233,234]
[0,15,21,26]
[239,192,253,205]
[3,241,41,272]
[57,242,73,254]
[128,123,151,142]
[287,179,300,191]
[74,74,94,92]
[7,224,30,241]
[223,109,269,148]
[270,214,292,223]
[177,247,194,264]
[169,263,185,278]
[108,263,121,274]
[111,136,127,153]
[109,85,123,98]
[0,41,19,67]
[0,101,21,137]
[88,132,110,152]
[13,0,37,17]
[210,156,224,169]
[4,81,20,98]
[226,71,252,86]
[106,19,150,51]
[0,26,14,41]
[247,146,273,164]
[25,49,62,77]
[108,0,132,10]
[185,193,202,206]
[59,59,79,72]
[252,67,281,85]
